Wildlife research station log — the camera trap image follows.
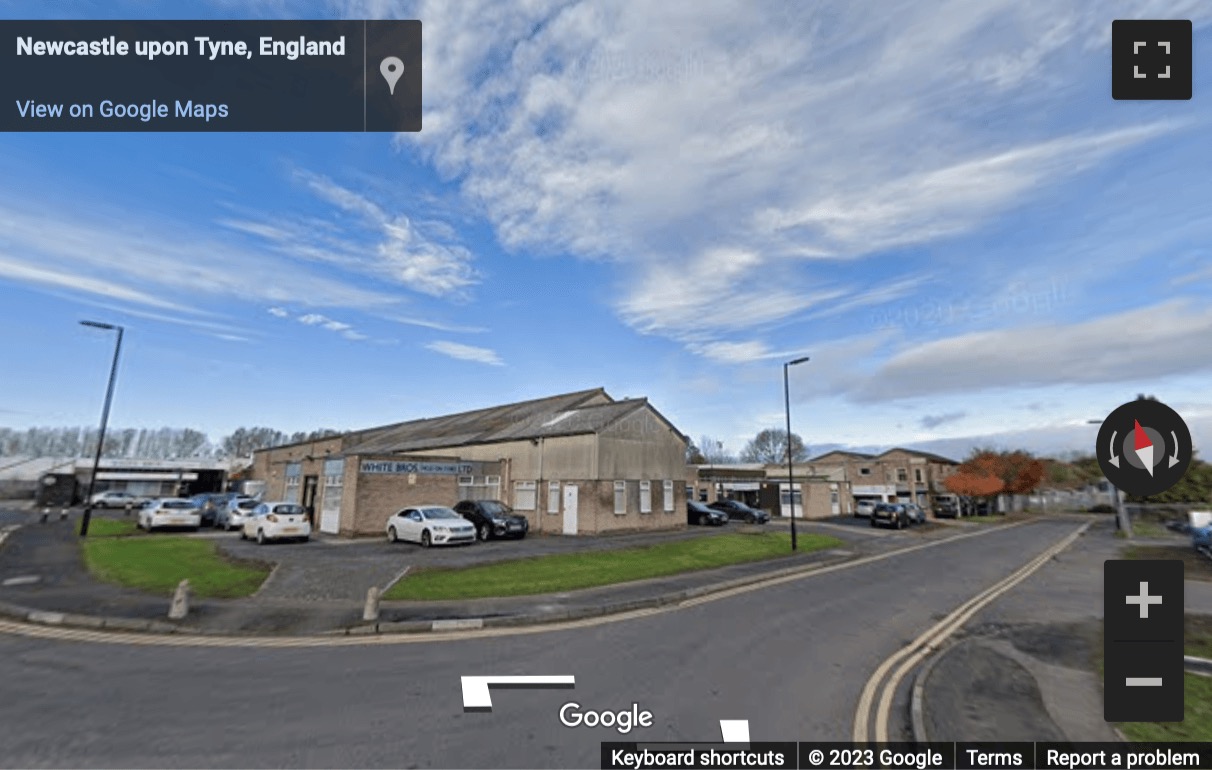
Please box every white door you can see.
[562,485,578,535]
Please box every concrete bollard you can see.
[40,508,49,524]
[59,508,68,520]
[363,586,381,622]
[168,579,191,620]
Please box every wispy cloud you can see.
[390,315,488,333]
[273,310,370,342]
[919,411,967,430]
[424,340,504,366]
[221,169,480,300]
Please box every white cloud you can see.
[390,315,487,333]
[268,307,290,318]
[298,314,327,326]
[374,1,1196,358]
[424,340,505,366]
[857,299,1212,402]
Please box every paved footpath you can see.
[917,519,1212,742]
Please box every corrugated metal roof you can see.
[342,388,651,455]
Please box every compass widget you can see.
[1097,399,1192,497]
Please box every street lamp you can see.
[79,321,124,538]
[1088,418,1131,536]
[784,356,810,551]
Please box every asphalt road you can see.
[0,518,1087,769]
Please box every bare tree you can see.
[740,428,808,464]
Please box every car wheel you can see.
[388,526,398,543]
[698,514,708,526]
[257,529,267,545]
[421,530,432,548]
[239,528,246,540]
[897,516,905,530]
[870,518,878,528]
[478,524,490,541]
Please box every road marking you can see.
[0,518,1044,649]
[460,675,575,710]
[720,720,749,742]
[852,521,1090,744]
[1,575,40,586]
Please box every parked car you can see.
[933,498,960,518]
[453,499,530,541]
[90,490,142,509]
[137,498,201,532]
[386,506,476,547]
[708,499,771,524]
[854,500,876,518]
[241,501,311,544]
[904,503,926,525]
[188,494,227,527]
[216,497,260,531]
[1194,524,1212,559]
[688,500,728,526]
[871,502,910,529]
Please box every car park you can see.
[241,501,311,544]
[386,506,477,547]
[854,500,876,518]
[904,503,926,525]
[452,499,530,541]
[708,499,771,524]
[90,490,142,509]
[687,500,728,526]
[215,497,260,531]
[871,502,910,529]
[137,498,201,532]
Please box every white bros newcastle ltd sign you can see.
[360,461,473,476]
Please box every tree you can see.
[685,439,707,464]
[739,428,807,464]
[697,435,733,464]
[945,449,1045,513]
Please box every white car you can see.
[242,501,311,544]
[216,497,260,531]
[138,498,201,532]
[854,500,876,518]
[91,490,142,509]
[386,506,477,547]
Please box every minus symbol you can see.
[1126,677,1164,686]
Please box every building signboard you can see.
[360,460,473,476]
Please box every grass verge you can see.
[76,518,139,537]
[384,531,843,601]
[1122,544,1212,582]
[1115,615,1212,741]
[81,536,270,598]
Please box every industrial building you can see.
[250,388,691,537]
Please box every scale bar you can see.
[1126,677,1163,687]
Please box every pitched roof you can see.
[809,450,876,462]
[340,388,671,455]
[876,447,959,465]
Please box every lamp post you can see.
[79,321,124,538]
[1088,418,1131,535]
[784,356,810,551]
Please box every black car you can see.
[687,500,728,526]
[708,499,770,524]
[871,502,910,529]
[933,499,959,518]
[453,499,530,541]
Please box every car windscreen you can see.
[423,508,461,520]
[237,500,259,510]
[163,500,195,509]
[480,501,510,515]
[273,504,306,515]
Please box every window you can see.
[639,480,652,513]
[914,468,923,483]
[859,467,871,476]
[897,468,908,483]
[614,481,627,514]
[547,481,560,514]
[664,480,675,512]
[514,481,537,511]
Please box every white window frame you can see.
[614,481,627,514]
[663,480,675,512]
[547,481,560,514]
[639,480,652,513]
[514,480,537,511]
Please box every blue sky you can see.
[2,0,1211,461]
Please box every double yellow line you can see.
[852,521,1091,743]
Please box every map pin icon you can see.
[380,56,404,95]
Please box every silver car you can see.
[215,497,260,531]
